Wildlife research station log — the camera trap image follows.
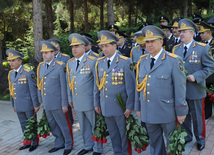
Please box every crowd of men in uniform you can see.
[6,14,214,155]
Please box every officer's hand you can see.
[177,115,186,124]
[136,111,141,118]
[124,109,132,118]
[62,106,68,113]
[69,102,74,109]
[13,107,15,112]
[95,106,101,114]
[34,106,40,112]
[187,75,195,82]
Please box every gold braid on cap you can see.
[8,70,15,99]
[95,59,106,95]
[37,62,44,95]
[66,62,76,96]
[136,55,148,100]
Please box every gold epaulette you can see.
[172,44,181,54]
[56,61,63,65]
[24,68,30,72]
[167,53,178,59]
[139,54,149,59]
[62,53,69,57]
[87,55,96,60]
[93,53,99,57]
[211,40,214,45]
[197,42,206,47]
[119,55,128,60]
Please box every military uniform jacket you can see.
[66,54,97,112]
[205,38,214,83]
[94,52,135,117]
[165,36,181,53]
[37,60,68,110]
[8,66,39,112]
[172,41,214,100]
[130,45,148,66]
[118,43,132,57]
[55,52,70,64]
[135,51,188,123]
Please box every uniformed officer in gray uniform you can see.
[130,30,148,68]
[7,49,40,152]
[80,33,99,58]
[37,41,73,155]
[66,33,103,155]
[48,38,70,63]
[94,30,135,155]
[172,18,214,151]
[135,25,188,155]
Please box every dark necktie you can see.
[150,58,155,69]
[175,38,178,44]
[76,60,80,71]
[142,49,145,55]
[107,60,111,68]
[184,46,187,57]
[205,41,208,44]
[15,71,18,77]
[47,64,49,69]
[118,47,122,51]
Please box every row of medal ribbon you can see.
[189,51,200,63]
[111,68,124,85]
[80,65,91,74]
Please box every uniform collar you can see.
[206,37,213,44]
[75,53,85,62]
[86,49,92,55]
[55,52,60,58]
[14,65,22,72]
[184,39,194,49]
[150,48,163,61]
[46,59,54,66]
[107,51,117,63]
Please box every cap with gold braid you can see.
[6,49,24,60]
[108,24,119,31]
[130,29,137,37]
[80,32,94,44]
[115,31,127,39]
[47,38,61,48]
[198,21,214,33]
[134,31,145,44]
[178,18,199,32]
[98,30,119,45]
[159,15,169,23]
[141,25,167,41]
[40,41,58,52]
[207,17,214,26]
[68,33,89,46]
[172,17,182,28]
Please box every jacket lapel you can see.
[44,60,55,76]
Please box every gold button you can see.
[44,88,46,90]
[147,92,150,94]
[147,83,150,86]
[106,81,108,84]
[14,88,15,90]
[167,101,170,103]
[45,77,46,79]
[148,75,151,78]
[147,100,150,102]
[44,93,46,96]
[14,93,16,95]
[15,97,16,99]
[76,93,78,95]
[75,88,77,90]
[183,61,185,64]
[75,82,76,84]
[106,95,108,98]
[161,76,163,78]
[106,74,108,76]
[44,82,46,84]
[105,88,108,91]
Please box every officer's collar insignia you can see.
[161,53,166,60]
[193,42,196,48]
[179,62,184,71]
[31,74,35,79]
[101,35,107,41]
[146,30,153,37]
[208,49,212,57]
[130,63,134,71]
[116,56,119,63]
[180,22,186,29]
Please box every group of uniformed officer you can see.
[7,14,214,155]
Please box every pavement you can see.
[0,100,214,155]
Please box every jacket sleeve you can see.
[94,60,100,107]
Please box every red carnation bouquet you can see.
[37,109,51,138]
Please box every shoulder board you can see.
[93,53,99,56]
[98,57,105,61]
[197,42,206,47]
[67,57,74,62]
[167,53,178,59]
[56,61,63,65]
[140,54,149,59]
[24,68,30,72]
[39,62,45,65]
[87,55,96,60]
[132,46,139,50]
[62,53,69,57]
[119,55,128,60]
[211,40,214,44]
[174,43,181,48]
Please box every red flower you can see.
[23,140,26,145]
[134,147,142,153]
[42,134,47,138]
[37,134,41,138]
[92,136,98,142]
[27,140,31,145]
[46,133,50,136]
[142,143,149,151]
[208,93,212,97]
[168,153,171,155]
[102,138,107,144]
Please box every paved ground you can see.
[0,100,213,155]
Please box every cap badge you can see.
[146,30,153,37]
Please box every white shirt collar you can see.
[46,59,54,66]
[174,37,180,40]
[183,39,194,49]
[168,34,172,39]
[55,52,60,58]
[86,50,92,55]
[207,38,212,44]
[150,48,163,61]
[75,53,85,62]
[107,51,117,63]
[14,65,22,72]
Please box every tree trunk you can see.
[128,4,132,27]
[33,0,43,62]
[107,0,114,25]
[188,0,192,17]
[183,0,188,18]
[44,0,54,38]
[69,0,74,33]
[84,0,89,33]
[0,40,2,63]
[100,0,104,30]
